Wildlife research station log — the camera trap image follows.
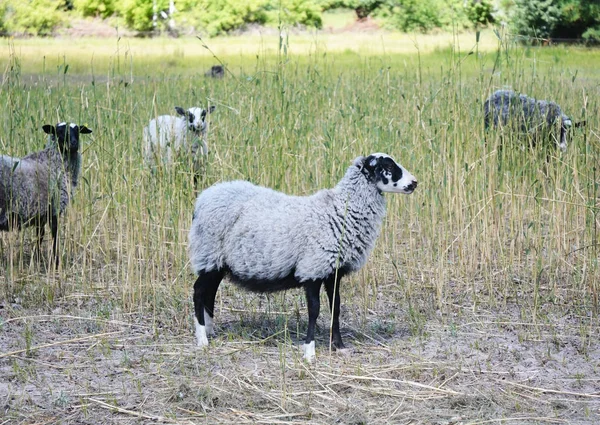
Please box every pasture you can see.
[1,30,599,424]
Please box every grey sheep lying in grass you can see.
[0,123,92,266]
[188,153,418,361]
[484,89,585,151]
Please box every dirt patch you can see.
[1,291,599,424]
[55,18,136,38]
[337,17,382,33]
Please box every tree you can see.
[553,0,600,41]
[466,0,494,27]
[2,0,63,35]
[510,0,561,41]
[73,0,116,19]
[510,0,600,42]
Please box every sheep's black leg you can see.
[49,214,59,268]
[193,269,224,346]
[324,273,345,350]
[303,280,322,361]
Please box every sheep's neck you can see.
[65,151,81,189]
[336,167,384,207]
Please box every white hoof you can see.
[302,341,316,362]
[194,317,209,347]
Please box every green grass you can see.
[1,29,599,315]
[0,30,599,423]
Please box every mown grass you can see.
[0,30,599,423]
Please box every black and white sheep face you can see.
[43,123,92,154]
[362,153,418,194]
[175,106,215,134]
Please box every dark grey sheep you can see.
[484,89,585,151]
[0,123,92,266]
[204,65,224,79]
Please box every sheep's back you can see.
[189,181,268,273]
[222,190,312,282]
[0,159,56,228]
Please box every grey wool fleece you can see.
[188,156,388,283]
[484,89,575,150]
[0,147,79,230]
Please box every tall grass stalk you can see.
[0,33,598,338]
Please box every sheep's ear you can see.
[79,125,92,134]
[574,120,586,128]
[42,124,55,135]
[208,105,216,114]
[353,155,368,170]
[175,107,186,116]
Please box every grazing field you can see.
[1,30,600,424]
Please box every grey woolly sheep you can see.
[188,153,418,361]
[143,106,215,165]
[484,89,585,151]
[0,123,92,266]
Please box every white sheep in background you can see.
[484,89,585,151]
[143,106,215,165]
[188,153,418,362]
[0,123,92,266]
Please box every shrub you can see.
[317,0,383,19]
[177,0,268,36]
[73,0,116,19]
[466,0,494,27]
[380,0,470,33]
[510,0,561,41]
[553,0,600,40]
[2,0,63,36]
[117,0,169,32]
[177,0,321,36]
[265,0,322,28]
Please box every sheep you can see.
[143,106,215,166]
[188,153,418,361]
[484,89,585,151]
[204,65,225,79]
[0,123,92,266]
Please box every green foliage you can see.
[2,0,63,35]
[465,0,494,26]
[582,27,600,41]
[73,0,116,19]
[0,1,7,35]
[318,0,383,19]
[177,0,268,36]
[509,0,600,42]
[117,0,169,32]
[265,0,323,28]
[177,0,321,37]
[510,0,561,41]
[553,0,600,40]
[379,0,470,33]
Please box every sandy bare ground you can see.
[1,279,599,425]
